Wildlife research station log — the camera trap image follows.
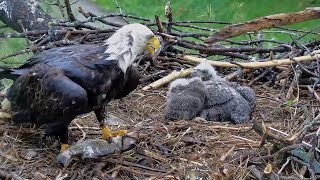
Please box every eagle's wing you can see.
[20,44,109,68]
[16,44,118,94]
[115,65,140,99]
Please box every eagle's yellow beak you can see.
[145,36,160,55]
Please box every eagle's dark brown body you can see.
[1,44,140,144]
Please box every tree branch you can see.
[206,7,320,43]
[0,0,53,32]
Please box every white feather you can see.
[103,24,154,73]
[194,62,223,81]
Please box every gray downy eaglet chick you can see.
[190,62,223,81]
[191,63,256,124]
[165,77,208,120]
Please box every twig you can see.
[18,20,30,46]
[76,6,122,28]
[0,40,75,61]
[64,0,76,22]
[107,159,168,173]
[165,2,172,34]
[155,15,164,33]
[291,156,316,179]
[143,49,320,89]
[220,146,235,161]
[277,157,292,175]
[0,125,39,135]
[180,49,320,68]
[74,122,86,143]
[307,86,320,102]
[248,165,263,180]
[142,68,193,90]
[248,69,272,86]
[290,57,318,77]
[176,41,290,54]
[114,0,129,24]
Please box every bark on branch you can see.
[142,49,320,90]
[0,0,53,32]
[206,7,320,44]
[181,49,320,68]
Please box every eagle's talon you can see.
[102,127,128,142]
[102,126,112,140]
[60,144,69,152]
[116,129,128,137]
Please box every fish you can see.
[56,134,137,167]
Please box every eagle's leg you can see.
[94,108,127,141]
[45,123,69,152]
[58,126,69,152]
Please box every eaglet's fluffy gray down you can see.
[164,63,256,124]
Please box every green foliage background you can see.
[94,0,319,41]
[0,0,319,66]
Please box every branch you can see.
[76,5,123,28]
[165,1,172,34]
[142,50,320,90]
[0,40,76,61]
[176,41,289,55]
[142,68,193,91]
[64,0,76,22]
[180,49,320,68]
[206,7,320,43]
[0,0,53,33]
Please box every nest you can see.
[0,83,319,179]
[0,1,320,179]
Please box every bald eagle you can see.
[0,24,161,152]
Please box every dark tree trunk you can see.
[0,0,53,32]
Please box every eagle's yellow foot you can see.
[60,144,69,152]
[102,127,127,141]
[111,129,128,137]
[102,127,112,140]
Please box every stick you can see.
[142,68,193,90]
[307,85,320,102]
[180,49,320,68]
[0,126,38,135]
[76,6,123,28]
[165,2,173,34]
[155,15,164,33]
[142,50,320,90]
[206,7,320,43]
[64,0,76,22]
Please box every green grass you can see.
[0,21,33,67]
[1,0,319,66]
[94,0,320,42]
[95,0,318,23]
[0,39,32,67]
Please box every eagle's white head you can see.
[104,23,161,73]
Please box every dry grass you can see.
[0,84,319,179]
